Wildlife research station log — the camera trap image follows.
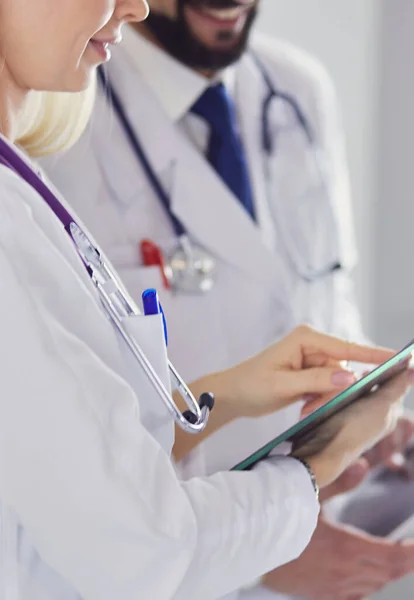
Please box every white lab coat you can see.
[0,146,320,599]
[42,33,363,599]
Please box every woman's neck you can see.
[0,64,28,141]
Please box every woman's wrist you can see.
[190,371,237,425]
[300,454,338,490]
[290,456,320,498]
[172,371,237,462]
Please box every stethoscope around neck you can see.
[250,54,343,281]
[0,136,214,435]
[98,52,342,290]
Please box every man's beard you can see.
[144,0,258,71]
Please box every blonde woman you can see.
[0,1,412,599]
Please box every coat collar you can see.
[94,46,289,290]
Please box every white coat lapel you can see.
[235,51,281,254]
[100,47,281,290]
[170,144,279,288]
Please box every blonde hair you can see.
[16,80,96,157]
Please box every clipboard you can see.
[232,339,414,471]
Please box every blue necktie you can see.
[190,83,256,221]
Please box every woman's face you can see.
[0,0,149,92]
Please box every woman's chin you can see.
[57,69,95,94]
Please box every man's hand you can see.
[263,512,414,600]
[264,418,414,600]
[319,413,414,502]
[363,412,414,473]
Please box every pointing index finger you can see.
[307,330,397,365]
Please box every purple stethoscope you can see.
[0,136,214,434]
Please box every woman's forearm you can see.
[172,327,396,462]
[173,371,235,462]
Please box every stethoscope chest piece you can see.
[168,235,217,294]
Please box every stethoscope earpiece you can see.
[168,235,217,294]
[199,392,215,411]
[183,392,215,425]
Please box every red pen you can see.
[140,239,171,290]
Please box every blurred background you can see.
[256,1,414,597]
[257,0,414,349]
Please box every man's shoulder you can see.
[249,33,336,106]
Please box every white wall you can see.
[256,2,414,598]
[256,0,382,337]
[374,0,414,349]
[373,5,414,594]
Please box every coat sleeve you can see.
[0,173,319,600]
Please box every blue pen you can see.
[142,288,168,346]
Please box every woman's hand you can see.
[202,325,394,419]
[293,370,414,488]
[173,325,395,462]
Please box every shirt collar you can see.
[121,25,236,122]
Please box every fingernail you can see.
[332,370,357,387]
[390,452,406,468]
